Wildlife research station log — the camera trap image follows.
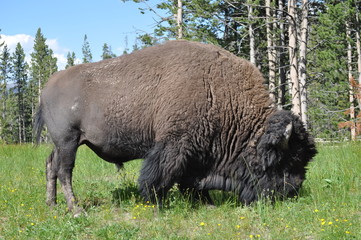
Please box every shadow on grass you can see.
[80,184,309,211]
[110,184,238,209]
[111,183,142,206]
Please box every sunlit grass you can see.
[0,143,360,239]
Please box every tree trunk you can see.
[177,0,183,39]
[288,0,301,116]
[354,8,361,114]
[346,21,356,141]
[277,0,287,109]
[299,0,309,128]
[356,8,361,84]
[248,2,256,65]
[266,0,277,103]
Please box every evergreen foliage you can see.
[0,45,12,143]
[11,43,31,143]
[0,29,57,143]
[65,51,76,69]
[101,43,117,60]
[82,34,93,63]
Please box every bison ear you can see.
[278,122,293,150]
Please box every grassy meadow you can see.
[0,143,360,239]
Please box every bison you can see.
[34,40,316,215]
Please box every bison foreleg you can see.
[138,142,184,207]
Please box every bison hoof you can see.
[72,207,87,218]
[46,198,57,207]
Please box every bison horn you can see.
[278,122,293,150]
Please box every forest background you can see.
[1,0,361,144]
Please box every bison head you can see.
[246,110,317,203]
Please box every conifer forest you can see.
[1,0,361,143]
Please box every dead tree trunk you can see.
[356,8,361,85]
[277,0,287,109]
[346,21,356,141]
[177,0,183,39]
[288,0,301,116]
[248,2,256,65]
[299,0,309,128]
[266,0,277,103]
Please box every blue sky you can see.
[1,0,165,69]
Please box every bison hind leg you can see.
[138,141,191,206]
[46,141,85,217]
[46,149,57,207]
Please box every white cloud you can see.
[53,53,67,70]
[0,34,34,56]
[1,34,70,70]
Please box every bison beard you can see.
[34,40,316,215]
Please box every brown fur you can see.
[34,40,316,213]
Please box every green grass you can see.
[0,143,360,239]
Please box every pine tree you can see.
[0,29,3,48]
[66,51,76,69]
[82,34,93,63]
[0,45,12,142]
[101,43,116,60]
[307,1,351,139]
[11,43,28,143]
[30,28,58,141]
[30,28,58,100]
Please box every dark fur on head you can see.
[249,110,316,202]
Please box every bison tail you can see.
[33,103,45,145]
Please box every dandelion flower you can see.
[346,231,351,234]
[200,222,206,226]
[314,209,319,212]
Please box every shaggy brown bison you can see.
[34,40,316,215]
